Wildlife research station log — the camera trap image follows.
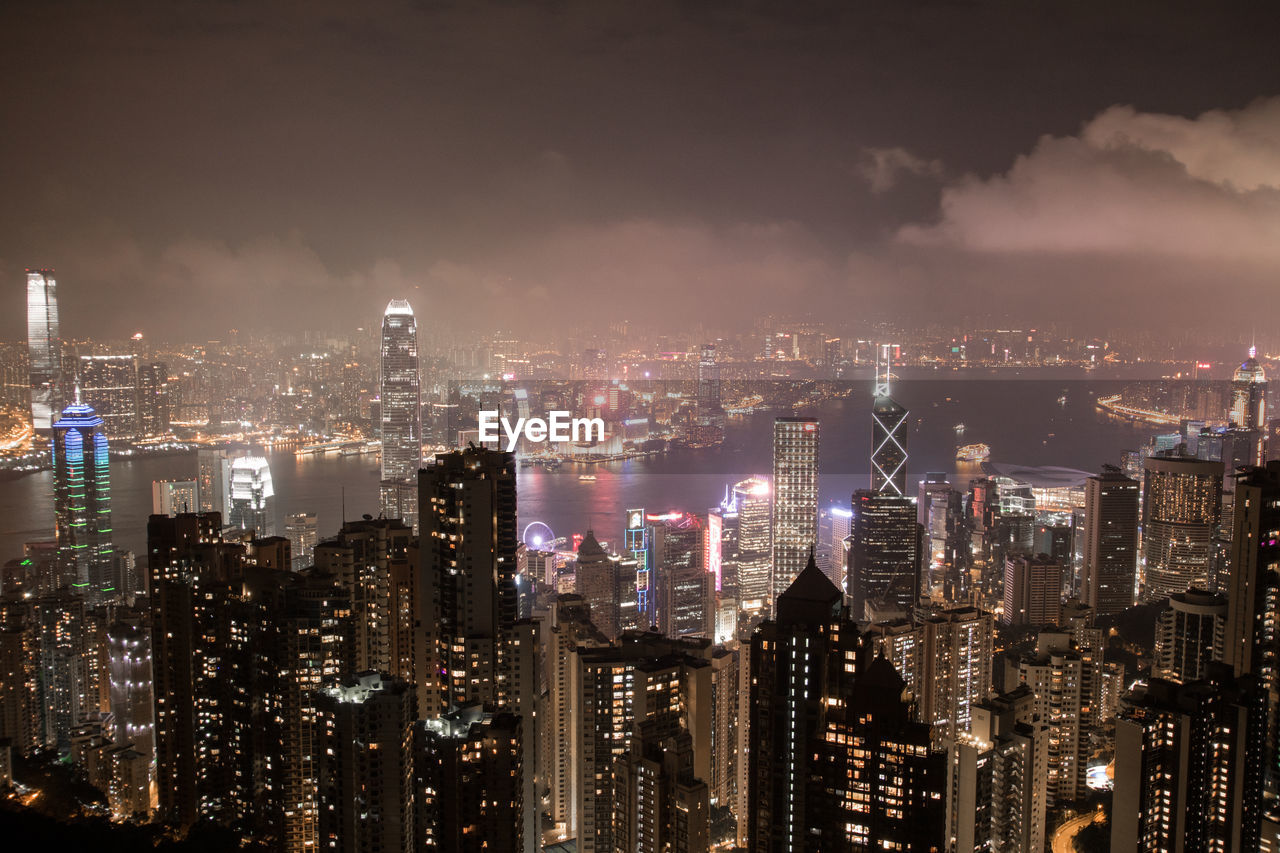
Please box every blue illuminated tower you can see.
[52,399,114,602]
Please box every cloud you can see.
[898,97,1280,263]
[21,218,840,340]
[857,147,944,193]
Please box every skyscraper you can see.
[771,417,819,601]
[730,477,772,613]
[1222,462,1280,804]
[1112,668,1265,852]
[1232,345,1268,432]
[946,686,1049,853]
[1142,455,1222,601]
[417,446,518,715]
[26,269,62,432]
[284,511,318,571]
[315,673,416,853]
[871,344,909,496]
[78,354,139,439]
[575,529,627,640]
[106,612,154,804]
[1081,464,1140,616]
[697,342,720,415]
[814,656,946,851]
[228,454,275,536]
[1001,554,1063,627]
[748,554,861,852]
[53,400,114,603]
[379,299,422,520]
[197,448,233,522]
[848,489,921,620]
[575,633,712,853]
[313,516,413,674]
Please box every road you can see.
[1052,809,1103,853]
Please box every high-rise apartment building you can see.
[417,707,524,853]
[1001,553,1063,626]
[417,446,518,715]
[771,417,819,602]
[946,685,1049,853]
[1155,588,1226,683]
[813,656,946,850]
[313,517,413,675]
[1081,465,1140,615]
[315,673,416,853]
[575,633,712,853]
[1014,632,1099,805]
[1112,668,1265,852]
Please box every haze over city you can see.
[4,1,1280,338]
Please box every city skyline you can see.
[5,4,1280,852]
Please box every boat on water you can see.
[953,422,965,432]
[578,473,597,481]
[956,443,991,462]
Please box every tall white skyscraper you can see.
[27,269,63,432]
[228,454,274,536]
[379,299,422,523]
[770,417,819,602]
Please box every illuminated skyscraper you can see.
[78,354,139,439]
[379,299,422,520]
[1081,465,1140,616]
[848,489,921,621]
[26,269,63,432]
[1001,554,1063,627]
[315,673,415,853]
[1112,668,1265,852]
[53,400,115,603]
[284,511,318,571]
[771,417,819,601]
[729,478,771,613]
[197,448,233,521]
[1155,588,1226,683]
[417,446,518,715]
[228,454,275,536]
[106,612,154,801]
[1232,345,1268,431]
[871,344,908,496]
[1142,455,1222,601]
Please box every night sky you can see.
[3,1,1279,339]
